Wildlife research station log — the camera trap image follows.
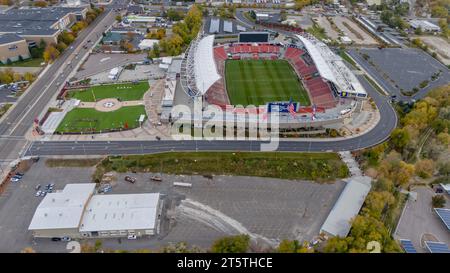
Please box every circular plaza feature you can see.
[94,98,122,112]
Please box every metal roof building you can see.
[28,184,96,237]
[320,176,372,237]
[434,208,450,231]
[28,184,161,239]
[79,193,160,237]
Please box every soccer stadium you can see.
[177,32,368,130]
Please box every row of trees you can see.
[0,68,35,84]
[43,7,103,63]
[149,5,202,58]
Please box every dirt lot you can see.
[315,15,340,40]
[332,16,378,45]
[419,36,450,65]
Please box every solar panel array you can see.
[435,208,450,230]
[400,239,417,253]
[209,18,220,33]
[425,241,450,253]
[224,20,233,33]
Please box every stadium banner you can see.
[266,102,299,113]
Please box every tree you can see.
[415,159,435,178]
[362,191,395,219]
[432,195,446,208]
[43,44,60,63]
[115,15,122,22]
[210,235,250,253]
[6,58,12,65]
[390,128,410,151]
[431,6,448,18]
[34,0,48,7]
[277,239,312,253]
[56,41,68,52]
[18,55,23,62]
[414,27,423,35]
[58,31,75,45]
[23,72,35,82]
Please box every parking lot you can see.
[394,187,450,253]
[348,48,450,98]
[0,86,18,103]
[0,158,345,252]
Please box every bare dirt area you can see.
[419,36,450,65]
[332,16,378,45]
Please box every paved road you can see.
[0,7,119,162]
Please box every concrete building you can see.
[0,33,31,64]
[0,7,88,45]
[28,183,161,239]
[410,20,441,32]
[320,176,371,237]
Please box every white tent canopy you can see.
[194,35,221,95]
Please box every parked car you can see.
[62,237,71,242]
[35,184,41,191]
[35,191,41,197]
[16,172,24,176]
[51,237,61,242]
[40,191,47,197]
[124,176,136,183]
[127,235,137,240]
[10,177,20,182]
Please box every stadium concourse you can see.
[177,32,369,130]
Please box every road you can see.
[0,6,120,163]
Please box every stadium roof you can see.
[296,34,367,97]
[28,184,96,230]
[425,241,450,253]
[320,176,371,237]
[434,208,450,231]
[194,35,221,95]
[79,193,160,232]
[400,239,417,253]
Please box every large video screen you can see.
[239,32,269,43]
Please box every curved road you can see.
[21,7,399,157]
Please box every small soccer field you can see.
[55,106,146,133]
[67,81,149,102]
[225,60,310,106]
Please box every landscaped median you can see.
[93,152,350,182]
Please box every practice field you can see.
[67,81,149,102]
[55,106,146,133]
[225,60,310,106]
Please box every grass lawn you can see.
[339,50,358,69]
[56,105,146,133]
[0,57,44,67]
[67,81,149,102]
[93,152,349,182]
[225,60,310,106]
[0,103,12,119]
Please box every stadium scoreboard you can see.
[267,102,299,113]
[239,32,270,43]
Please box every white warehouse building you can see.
[28,183,161,239]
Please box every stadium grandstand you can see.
[176,31,368,130]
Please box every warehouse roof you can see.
[79,193,160,232]
[28,184,96,230]
[320,176,371,237]
[0,33,24,45]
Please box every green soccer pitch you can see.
[225,59,311,106]
[67,81,149,102]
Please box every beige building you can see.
[0,34,31,64]
[0,7,88,46]
[28,183,161,239]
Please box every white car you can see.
[35,191,41,197]
[10,177,20,182]
[62,237,71,242]
[127,235,137,240]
